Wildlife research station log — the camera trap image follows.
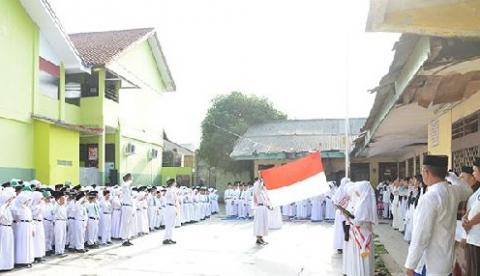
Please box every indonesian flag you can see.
[259,152,329,207]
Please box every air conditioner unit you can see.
[125,143,136,155]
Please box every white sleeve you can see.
[405,196,437,270]
[446,172,473,202]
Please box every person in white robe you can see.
[43,195,55,255]
[350,181,378,276]
[0,188,16,271]
[310,194,325,222]
[405,155,472,276]
[12,191,35,267]
[72,191,88,253]
[325,184,336,220]
[268,206,282,230]
[253,180,271,245]
[147,188,158,231]
[85,191,100,248]
[163,179,178,245]
[99,190,113,245]
[53,191,68,256]
[333,178,351,253]
[342,183,358,276]
[224,184,233,217]
[237,187,247,219]
[382,183,391,219]
[119,174,136,246]
[391,180,401,230]
[66,193,76,251]
[110,189,122,239]
[30,191,46,262]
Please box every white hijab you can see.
[352,181,377,225]
[333,177,351,206]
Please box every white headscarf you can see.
[352,181,378,225]
[333,177,351,207]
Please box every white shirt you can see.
[165,187,177,206]
[466,188,480,246]
[405,179,472,275]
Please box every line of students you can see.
[0,176,219,272]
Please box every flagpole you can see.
[344,12,350,180]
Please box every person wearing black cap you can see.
[463,158,480,276]
[405,155,473,276]
[86,191,100,249]
[163,178,178,245]
[52,191,68,257]
[72,191,88,253]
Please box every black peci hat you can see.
[423,155,448,168]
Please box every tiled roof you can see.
[69,28,154,66]
[230,118,366,159]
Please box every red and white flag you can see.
[259,152,330,207]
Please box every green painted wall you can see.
[117,41,166,93]
[160,167,193,186]
[34,121,80,185]
[0,0,37,123]
[121,136,162,185]
[0,118,35,182]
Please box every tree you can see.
[199,92,287,173]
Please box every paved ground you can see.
[6,217,342,276]
[375,220,409,276]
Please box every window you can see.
[452,112,479,140]
[105,71,121,102]
[81,72,99,97]
[65,74,82,106]
[39,57,59,100]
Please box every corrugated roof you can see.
[70,28,154,66]
[230,119,366,159]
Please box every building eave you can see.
[20,0,89,73]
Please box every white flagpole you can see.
[344,13,350,179]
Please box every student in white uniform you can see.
[350,181,378,276]
[110,188,122,240]
[43,192,55,256]
[310,194,325,222]
[0,187,16,271]
[120,174,136,247]
[147,187,158,231]
[53,191,68,256]
[405,155,472,276]
[333,178,351,253]
[253,179,271,245]
[12,191,35,267]
[30,191,46,262]
[324,184,336,220]
[163,178,178,245]
[382,182,391,219]
[463,158,480,276]
[391,180,401,230]
[224,183,233,217]
[85,191,100,248]
[99,190,113,246]
[72,191,88,253]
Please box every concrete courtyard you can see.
[6,217,342,276]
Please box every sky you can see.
[49,0,399,148]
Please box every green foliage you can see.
[199,92,287,173]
